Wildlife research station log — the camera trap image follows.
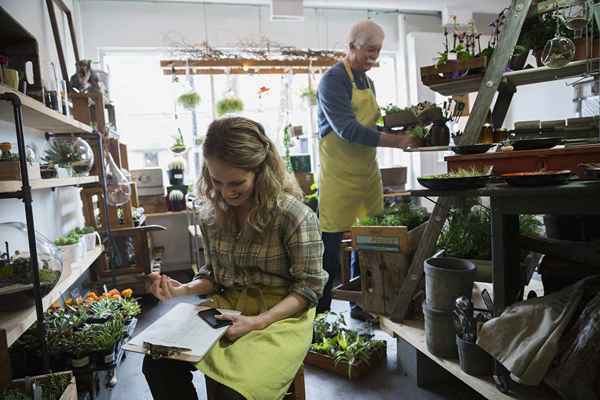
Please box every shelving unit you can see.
[404,145,450,153]
[427,58,599,96]
[0,176,99,193]
[0,84,92,133]
[0,246,104,347]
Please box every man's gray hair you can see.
[347,20,385,49]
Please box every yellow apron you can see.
[196,287,315,400]
[319,60,384,232]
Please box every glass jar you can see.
[479,123,494,144]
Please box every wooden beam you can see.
[160,57,342,68]
[163,67,318,75]
[0,329,10,388]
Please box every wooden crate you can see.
[351,221,427,253]
[0,161,41,181]
[138,194,168,214]
[420,57,488,86]
[8,371,77,400]
[304,344,386,380]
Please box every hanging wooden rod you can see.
[163,67,318,75]
[160,56,342,68]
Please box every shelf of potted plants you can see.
[0,245,104,347]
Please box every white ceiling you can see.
[78,0,509,14]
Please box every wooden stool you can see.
[206,365,305,400]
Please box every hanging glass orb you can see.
[542,35,575,68]
[0,222,62,311]
[71,137,95,176]
[105,151,131,206]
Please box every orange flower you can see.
[50,301,61,310]
[65,297,74,306]
[86,291,99,301]
[121,288,133,298]
[108,288,120,297]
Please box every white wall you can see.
[79,1,400,58]
[0,1,86,243]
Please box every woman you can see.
[143,117,328,400]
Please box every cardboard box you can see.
[131,168,164,196]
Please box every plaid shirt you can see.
[196,194,327,306]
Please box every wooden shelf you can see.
[0,84,93,134]
[404,146,450,153]
[0,176,99,194]
[427,58,598,96]
[0,246,104,347]
[146,211,187,218]
[379,317,559,400]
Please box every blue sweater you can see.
[317,62,381,147]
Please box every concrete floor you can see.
[109,287,484,400]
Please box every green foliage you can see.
[436,43,474,66]
[381,103,402,115]
[0,257,58,286]
[43,140,81,167]
[120,298,142,320]
[39,373,71,400]
[355,203,428,230]
[177,91,201,110]
[420,167,491,179]
[73,226,95,235]
[300,87,317,105]
[283,125,293,172]
[216,97,244,117]
[407,126,427,139]
[90,318,124,351]
[437,203,542,259]
[54,235,79,246]
[311,312,386,379]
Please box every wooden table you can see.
[445,144,600,178]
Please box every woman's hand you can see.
[215,314,266,341]
[147,272,187,301]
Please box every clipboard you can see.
[123,303,239,362]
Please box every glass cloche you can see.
[43,137,94,176]
[0,222,63,311]
[70,137,95,176]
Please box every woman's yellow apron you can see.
[196,287,315,400]
[319,60,383,233]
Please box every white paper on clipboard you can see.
[124,303,239,363]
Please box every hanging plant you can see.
[300,87,317,106]
[216,97,244,117]
[171,128,187,154]
[177,91,201,111]
[282,124,293,172]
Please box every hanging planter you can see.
[300,87,317,106]
[171,128,188,154]
[216,97,244,117]
[177,91,201,111]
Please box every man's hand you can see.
[215,314,266,341]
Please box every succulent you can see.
[43,140,82,167]
[168,190,184,201]
[171,128,187,153]
[168,157,186,171]
[54,235,80,246]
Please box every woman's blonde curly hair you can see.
[197,117,303,233]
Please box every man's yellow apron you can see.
[319,60,384,232]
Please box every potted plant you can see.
[67,328,94,369]
[167,189,186,211]
[437,203,542,281]
[91,318,124,367]
[177,91,201,111]
[300,87,317,106]
[170,128,187,154]
[4,371,77,400]
[306,312,387,380]
[0,142,41,181]
[518,13,572,67]
[72,226,100,252]
[54,233,83,273]
[167,157,186,185]
[216,96,244,117]
[43,140,81,178]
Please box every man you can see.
[316,20,415,316]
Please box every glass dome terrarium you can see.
[0,222,63,311]
[70,137,95,176]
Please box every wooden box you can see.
[138,194,168,214]
[9,371,77,400]
[351,221,427,253]
[420,56,488,86]
[0,161,41,181]
[304,344,386,380]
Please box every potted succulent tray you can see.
[6,371,77,400]
[306,313,387,380]
[417,167,492,191]
[351,203,429,253]
[420,56,488,86]
[0,142,41,181]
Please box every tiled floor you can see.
[109,290,484,400]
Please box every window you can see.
[102,49,405,186]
